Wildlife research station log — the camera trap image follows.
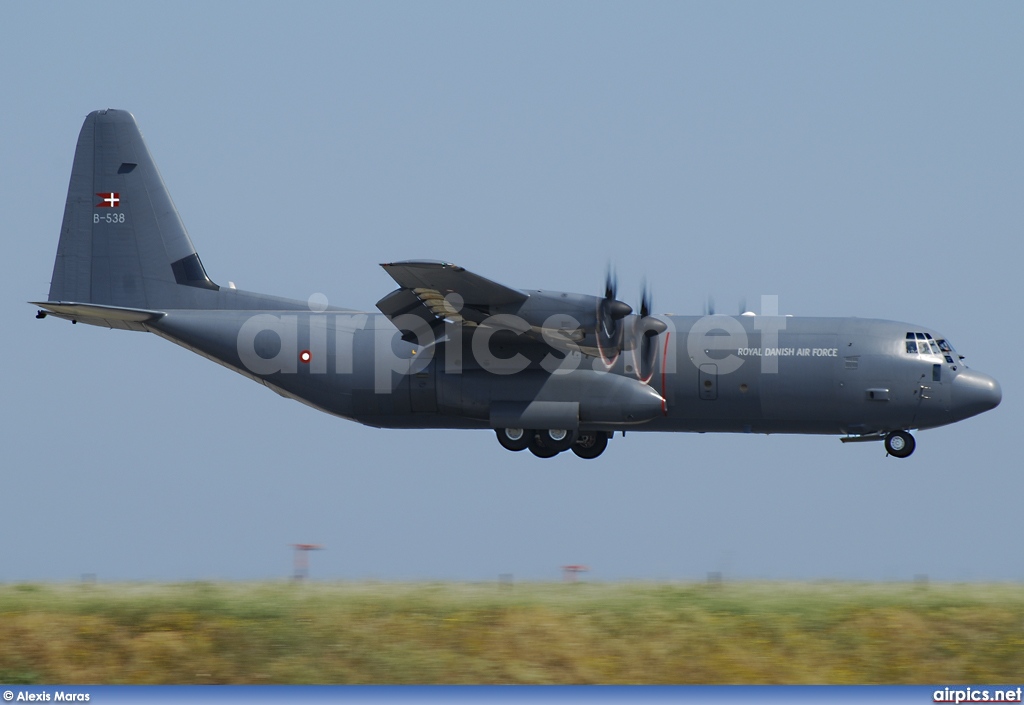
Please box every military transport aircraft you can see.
[33,110,1001,459]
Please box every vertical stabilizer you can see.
[48,109,217,308]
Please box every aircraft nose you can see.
[951,369,1001,419]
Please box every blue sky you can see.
[2,2,1021,582]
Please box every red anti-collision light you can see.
[299,350,312,364]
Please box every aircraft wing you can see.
[380,260,527,307]
[374,260,661,361]
[375,261,528,337]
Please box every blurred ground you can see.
[0,581,1021,684]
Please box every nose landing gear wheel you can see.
[884,430,916,458]
[571,432,609,459]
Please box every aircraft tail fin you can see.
[48,109,218,309]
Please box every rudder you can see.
[48,109,217,308]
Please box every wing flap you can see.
[374,288,446,342]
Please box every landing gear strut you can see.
[884,430,916,458]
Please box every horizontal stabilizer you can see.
[31,301,165,330]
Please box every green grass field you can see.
[0,581,1022,684]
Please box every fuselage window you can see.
[937,339,952,353]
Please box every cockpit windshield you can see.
[905,332,960,365]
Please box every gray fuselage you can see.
[143,292,999,438]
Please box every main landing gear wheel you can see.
[496,427,530,452]
[884,430,916,458]
[539,428,575,453]
[528,432,561,458]
[572,432,608,459]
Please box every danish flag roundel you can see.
[96,192,120,208]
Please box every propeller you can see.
[602,266,632,320]
[597,266,631,360]
[640,277,652,319]
[706,295,754,316]
[635,278,667,382]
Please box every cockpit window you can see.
[905,332,948,356]
[905,333,961,366]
